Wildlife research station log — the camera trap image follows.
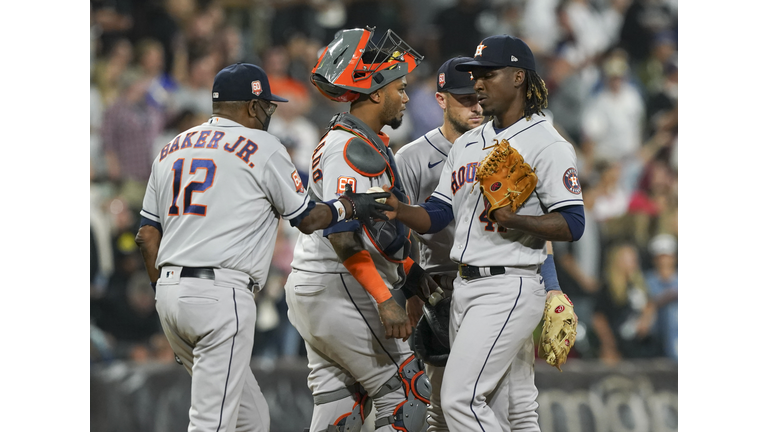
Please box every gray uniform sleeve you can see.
[430,143,457,205]
[261,146,310,220]
[140,163,161,223]
[534,141,584,212]
[394,150,418,203]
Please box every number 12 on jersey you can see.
[169,158,217,216]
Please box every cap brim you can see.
[264,94,289,102]
[443,86,476,95]
[454,60,506,72]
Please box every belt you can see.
[458,264,506,281]
[458,264,539,281]
[180,267,256,292]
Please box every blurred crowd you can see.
[89,0,678,367]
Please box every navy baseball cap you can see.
[436,57,476,94]
[455,35,536,72]
[212,63,289,103]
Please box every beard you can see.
[387,115,403,130]
[446,111,473,135]
[382,92,403,129]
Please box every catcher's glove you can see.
[538,293,577,372]
[474,138,537,222]
[412,297,451,367]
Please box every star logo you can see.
[475,43,487,57]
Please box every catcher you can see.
[375,35,585,431]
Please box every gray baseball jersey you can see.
[140,116,310,287]
[290,127,402,288]
[431,113,583,266]
[394,127,456,274]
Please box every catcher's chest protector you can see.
[328,113,412,267]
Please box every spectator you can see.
[592,243,660,365]
[92,38,133,108]
[619,0,676,66]
[171,52,220,116]
[430,0,484,63]
[581,51,645,166]
[644,233,678,361]
[135,38,178,112]
[101,69,165,207]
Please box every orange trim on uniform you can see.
[403,257,415,274]
[377,132,391,147]
[342,250,392,303]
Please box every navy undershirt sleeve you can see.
[419,198,454,234]
[289,200,316,227]
[139,216,162,235]
[552,205,585,241]
[323,219,361,237]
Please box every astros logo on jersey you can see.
[438,73,446,88]
[252,80,262,96]
[562,167,581,195]
[475,43,487,57]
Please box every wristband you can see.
[342,250,392,303]
[541,254,561,292]
[323,199,347,227]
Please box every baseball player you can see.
[395,57,567,432]
[134,63,389,432]
[379,35,585,432]
[284,27,433,432]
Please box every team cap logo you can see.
[438,73,446,88]
[252,80,262,96]
[475,43,487,57]
[562,167,581,195]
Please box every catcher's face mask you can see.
[311,27,423,102]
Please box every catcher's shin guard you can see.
[314,384,372,432]
[373,355,431,431]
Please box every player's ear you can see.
[511,68,525,88]
[435,92,447,110]
[247,100,260,117]
[369,89,382,104]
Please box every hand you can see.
[340,184,393,227]
[406,295,425,328]
[378,297,411,342]
[381,185,400,220]
[546,290,578,325]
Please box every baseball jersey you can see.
[291,116,403,288]
[431,113,583,267]
[140,117,309,287]
[395,127,456,274]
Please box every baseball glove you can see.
[412,297,451,367]
[474,139,537,222]
[538,293,577,372]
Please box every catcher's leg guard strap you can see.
[372,355,431,431]
[314,384,372,432]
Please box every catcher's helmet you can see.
[311,27,424,102]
